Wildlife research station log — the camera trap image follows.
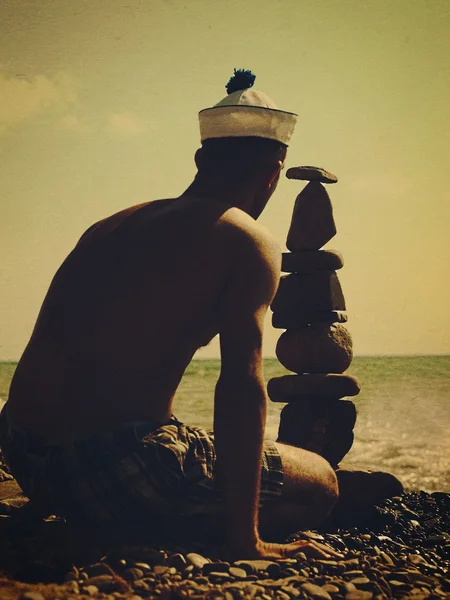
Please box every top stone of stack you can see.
[286,166,338,184]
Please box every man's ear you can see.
[194,148,203,170]
[267,160,284,188]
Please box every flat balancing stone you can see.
[281,249,344,273]
[286,165,338,184]
[272,309,348,329]
[267,373,360,402]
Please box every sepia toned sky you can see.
[1,0,449,361]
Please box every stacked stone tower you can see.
[268,166,360,469]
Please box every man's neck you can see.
[182,177,256,216]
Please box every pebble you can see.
[389,579,409,587]
[344,570,365,577]
[84,574,119,592]
[408,553,427,565]
[322,583,340,594]
[424,534,449,546]
[345,592,373,599]
[167,553,186,570]
[183,564,195,576]
[209,571,231,583]
[301,582,332,599]
[229,566,248,579]
[380,552,395,566]
[133,561,151,572]
[82,585,99,596]
[122,567,144,580]
[133,579,151,593]
[294,551,307,561]
[234,559,279,574]
[277,558,298,566]
[85,561,115,577]
[21,594,46,600]
[186,552,210,569]
[350,576,371,586]
[64,580,79,594]
[203,560,230,574]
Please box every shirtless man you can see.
[0,73,339,559]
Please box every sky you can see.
[1,0,449,361]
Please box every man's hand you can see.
[239,539,344,560]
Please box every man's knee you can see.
[275,442,339,517]
[315,461,339,516]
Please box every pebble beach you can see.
[0,357,449,598]
[0,470,449,599]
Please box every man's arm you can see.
[214,220,281,556]
[214,219,344,560]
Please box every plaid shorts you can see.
[0,403,283,523]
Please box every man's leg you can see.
[259,442,338,540]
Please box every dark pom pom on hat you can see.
[226,69,256,94]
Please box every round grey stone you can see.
[276,323,353,374]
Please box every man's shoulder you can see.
[219,206,280,256]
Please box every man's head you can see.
[194,136,287,218]
[193,70,297,217]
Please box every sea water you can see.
[1,356,449,492]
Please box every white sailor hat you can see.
[199,69,298,146]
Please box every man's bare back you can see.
[7,195,276,443]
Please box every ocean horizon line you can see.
[1,353,449,365]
